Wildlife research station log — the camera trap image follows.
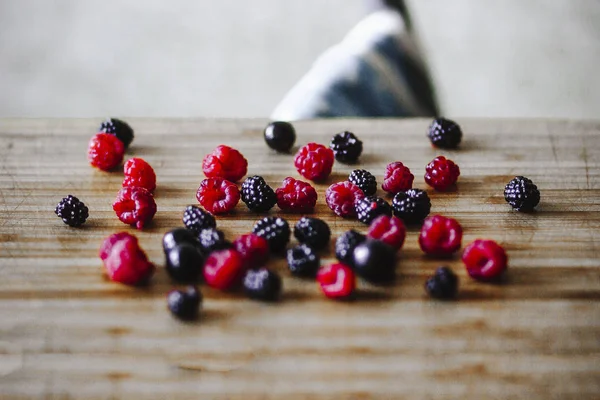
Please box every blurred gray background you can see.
[0,0,598,119]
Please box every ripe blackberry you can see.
[167,286,202,320]
[264,121,296,153]
[504,176,540,212]
[425,267,459,300]
[335,230,366,267]
[286,244,320,277]
[392,189,431,224]
[241,176,277,212]
[99,118,134,149]
[252,216,291,253]
[198,228,231,255]
[330,131,363,163]
[55,195,89,227]
[355,196,392,225]
[243,268,282,302]
[182,205,216,234]
[427,118,462,149]
[348,169,377,196]
[293,217,331,251]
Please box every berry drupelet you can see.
[335,230,366,267]
[355,196,392,225]
[55,195,89,227]
[294,217,331,251]
[182,205,216,235]
[392,189,431,224]
[99,118,134,149]
[330,131,363,163]
[425,267,459,300]
[167,286,202,320]
[504,176,540,212]
[427,118,462,149]
[348,169,377,196]
[264,121,296,153]
[241,176,277,212]
[243,268,282,302]
[286,244,320,277]
[252,216,291,253]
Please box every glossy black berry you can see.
[349,169,377,196]
[330,131,363,163]
[293,217,331,251]
[252,216,291,253]
[198,228,231,255]
[264,121,296,152]
[352,239,397,284]
[182,205,216,235]
[392,189,431,224]
[243,268,282,302]
[427,118,462,149]
[504,176,540,212]
[99,118,134,148]
[55,195,89,227]
[286,244,320,277]
[425,267,458,300]
[166,243,205,282]
[241,176,277,212]
[355,196,392,225]
[335,230,366,267]
[163,227,200,253]
[167,286,202,320]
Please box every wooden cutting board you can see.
[0,118,598,399]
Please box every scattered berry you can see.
[99,232,154,285]
[162,228,200,254]
[99,118,134,149]
[198,228,231,255]
[462,239,508,282]
[182,205,216,234]
[367,215,406,250]
[88,133,125,171]
[241,176,277,212]
[325,181,364,218]
[196,178,240,214]
[427,118,462,149]
[424,156,460,191]
[293,217,331,251]
[419,215,463,256]
[317,263,356,300]
[167,286,202,320]
[275,177,318,213]
[55,195,89,227]
[202,145,248,182]
[335,230,366,267]
[232,233,270,268]
[294,142,334,181]
[123,158,156,192]
[392,189,431,224]
[425,267,459,300]
[252,216,291,253]
[112,186,157,230]
[504,176,540,212]
[264,121,296,152]
[165,243,205,282]
[286,244,320,277]
[355,196,392,225]
[203,249,245,290]
[382,162,414,194]
[243,268,282,302]
[330,131,363,163]
[352,239,396,283]
[348,169,377,196]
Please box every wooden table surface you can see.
[0,118,598,399]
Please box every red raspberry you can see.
[203,249,245,290]
[275,177,317,212]
[123,158,156,192]
[425,156,460,191]
[317,263,356,300]
[88,133,125,171]
[382,161,414,194]
[232,233,269,268]
[462,239,508,282]
[367,215,406,250]
[202,145,248,182]
[294,142,335,181]
[99,232,155,285]
[419,215,463,256]
[196,178,240,214]
[325,181,364,218]
[113,186,157,230]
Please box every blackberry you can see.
[392,189,431,224]
[264,121,296,153]
[198,228,231,255]
[425,267,458,300]
[504,176,540,212]
[55,195,89,227]
[349,169,377,196]
[252,216,291,253]
[183,205,216,234]
[293,217,331,251]
[243,268,282,301]
[330,131,363,163]
[286,244,320,277]
[167,286,202,320]
[355,196,392,225]
[166,243,205,282]
[352,239,397,284]
[163,227,200,254]
[241,176,277,212]
[335,230,366,267]
[427,118,462,149]
[99,118,134,148]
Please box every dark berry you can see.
[352,239,396,284]
[99,118,134,149]
[293,217,331,251]
[382,162,414,194]
[335,230,366,267]
[294,142,334,181]
[252,216,291,253]
[264,121,296,152]
[367,215,406,250]
[198,228,231,255]
[166,243,205,282]
[55,195,89,227]
[325,181,365,218]
[123,157,156,192]
[317,263,356,300]
[202,145,248,182]
[88,133,125,171]
[243,268,282,302]
[424,156,460,191]
[427,118,462,149]
[504,176,540,212]
[276,177,318,213]
[182,205,216,234]
[355,196,392,225]
[167,286,202,320]
[162,227,200,253]
[203,249,246,290]
[425,267,458,300]
[462,239,508,282]
[113,186,157,230]
[196,178,240,214]
[348,169,377,196]
[241,176,277,212]
[392,189,431,224]
[286,244,320,277]
[232,233,270,268]
[99,232,155,285]
[330,131,363,163]
[419,215,463,256]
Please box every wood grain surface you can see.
[0,118,598,399]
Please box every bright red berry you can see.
[232,233,269,268]
[196,178,240,214]
[419,215,463,256]
[202,145,248,182]
[99,232,154,285]
[317,263,356,300]
[88,133,125,171]
[123,158,156,192]
[203,249,245,290]
[382,161,414,194]
[294,142,335,181]
[462,239,508,282]
[275,177,317,212]
[112,186,157,230]
[425,156,460,191]
[325,181,364,218]
[367,215,406,250]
